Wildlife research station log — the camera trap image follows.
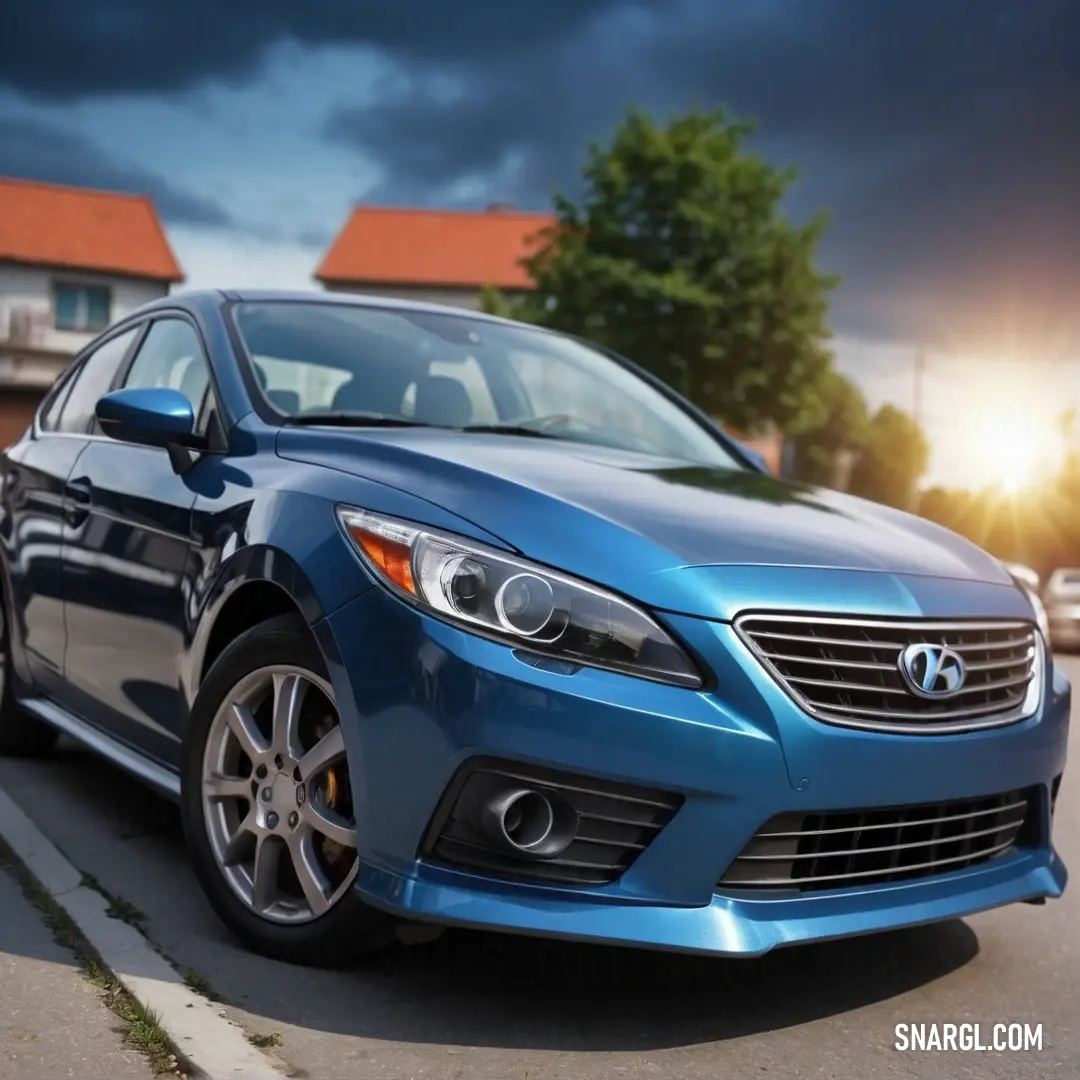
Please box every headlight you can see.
[1026,586,1051,644]
[1020,628,1045,718]
[1009,575,1050,642]
[337,507,703,688]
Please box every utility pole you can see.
[913,349,926,426]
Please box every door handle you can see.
[64,477,92,528]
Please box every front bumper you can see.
[318,581,1070,957]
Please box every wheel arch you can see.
[186,543,357,708]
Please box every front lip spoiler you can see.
[351,848,1066,958]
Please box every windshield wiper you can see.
[285,412,432,428]
[456,423,561,439]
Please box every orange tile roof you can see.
[315,205,555,289]
[0,177,184,283]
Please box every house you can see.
[314,203,554,309]
[0,177,184,446]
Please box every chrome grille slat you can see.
[786,675,909,695]
[950,635,1034,652]
[573,835,649,850]
[735,815,1025,861]
[967,670,1035,692]
[965,656,1033,672]
[438,835,625,872]
[718,788,1033,892]
[735,613,1040,735]
[761,653,897,672]
[577,811,665,830]
[744,617,1034,632]
[472,768,678,810]
[820,695,1027,721]
[755,798,1027,838]
[750,631,904,651]
[720,838,1017,889]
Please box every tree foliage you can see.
[788,369,870,486]
[486,106,839,434]
[847,405,930,511]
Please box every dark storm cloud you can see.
[0,0,661,101]
[322,0,1079,197]
[0,117,232,227]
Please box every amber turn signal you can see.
[345,523,416,596]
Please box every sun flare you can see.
[943,406,1064,495]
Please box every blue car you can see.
[0,290,1067,966]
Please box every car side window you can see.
[55,327,140,435]
[121,319,211,421]
[38,366,78,433]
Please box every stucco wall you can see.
[0,262,168,357]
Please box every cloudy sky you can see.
[2,1,1078,483]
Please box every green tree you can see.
[485,106,839,434]
[917,486,968,531]
[848,405,930,510]
[478,283,514,319]
[788,368,869,486]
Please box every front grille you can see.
[736,614,1039,734]
[719,788,1034,892]
[422,757,683,887]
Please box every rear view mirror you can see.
[96,387,195,449]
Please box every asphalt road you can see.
[0,658,1077,1080]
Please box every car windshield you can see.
[230,301,743,469]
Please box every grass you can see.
[82,871,147,926]
[0,837,186,1075]
[104,895,146,924]
[248,1031,284,1049]
[183,967,221,1001]
[120,1000,176,1073]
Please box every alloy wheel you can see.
[201,665,358,924]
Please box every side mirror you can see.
[96,388,196,449]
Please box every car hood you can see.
[277,428,1016,617]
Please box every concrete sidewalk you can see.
[0,865,153,1080]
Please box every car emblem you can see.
[897,642,967,698]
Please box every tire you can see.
[180,613,396,967]
[0,591,58,757]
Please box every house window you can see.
[53,283,111,332]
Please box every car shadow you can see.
[338,918,979,1050]
[6,742,981,1053]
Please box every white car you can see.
[1044,568,1080,651]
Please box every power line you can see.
[913,348,926,426]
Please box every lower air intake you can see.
[719,788,1035,892]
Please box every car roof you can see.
[130,287,532,330]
